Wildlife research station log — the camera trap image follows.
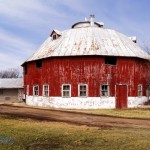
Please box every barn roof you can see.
[24,17,149,63]
[0,78,23,89]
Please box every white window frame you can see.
[100,84,110,97]
[62,84,71,98]
[78,84,88,97]
[33,85,39,96]
[43,84,49,97]
[138,84,142,97]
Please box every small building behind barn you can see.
[22,15,150,109]
[0,78,24,103]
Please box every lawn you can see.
[0,114,150,150]
[75,108,150,119]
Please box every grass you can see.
[0,114,150,150]
[66,108,150,119]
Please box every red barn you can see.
[22,15,150,109]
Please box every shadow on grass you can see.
[26,143,61,150]
[0,113,113,130]
[0,113,57,122]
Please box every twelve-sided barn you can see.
[22,15,150,109]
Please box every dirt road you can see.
[0,104,150,128]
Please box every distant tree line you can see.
[0,68,20,78]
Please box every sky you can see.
[0,0,150,71]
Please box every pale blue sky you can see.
[0,0,150,70]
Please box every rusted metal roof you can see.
[26,26,149,62]
[0,78,23,89]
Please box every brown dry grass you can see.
[0,114,150,150]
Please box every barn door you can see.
[116,84,127,109]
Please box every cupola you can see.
[72,15,104,29]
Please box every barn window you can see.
[138,84,142,97]
[100,84,110,97]
[52,34,57,40]
[36,60,42,68]
[33,85,39,96]
[78,84,88,97]
[105,56,117,65]
[43,84,49,97]
[62,84,71,97]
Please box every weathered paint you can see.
[128,96,148,108]
[116,84,128,108]
[24,27,149,63]
[23,56,149,109]
[26,96,148,109]
[22,17,150,109]
[26,96,115,109]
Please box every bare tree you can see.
[0,68,20,78]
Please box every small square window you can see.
[36,60,42,68]
[100,84,110,97]
[105,56,116,65]
[43,84,49,97]
[33,85,39,96]
[78,84,88,97]
[62,84,71,97]
[138,84,142,97]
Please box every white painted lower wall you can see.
[26,96,148,109]
[26,96,115,109]
[128,96,148,108]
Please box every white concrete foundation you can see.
[26,96,115,109]
[26,96,148,109]
[128,96,148,108]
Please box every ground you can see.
[0,104,150,128]
[0,104,150,150]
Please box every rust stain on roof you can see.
[25,26,149,63]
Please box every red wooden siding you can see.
[116,85,128,108]
[24,56,148,97]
